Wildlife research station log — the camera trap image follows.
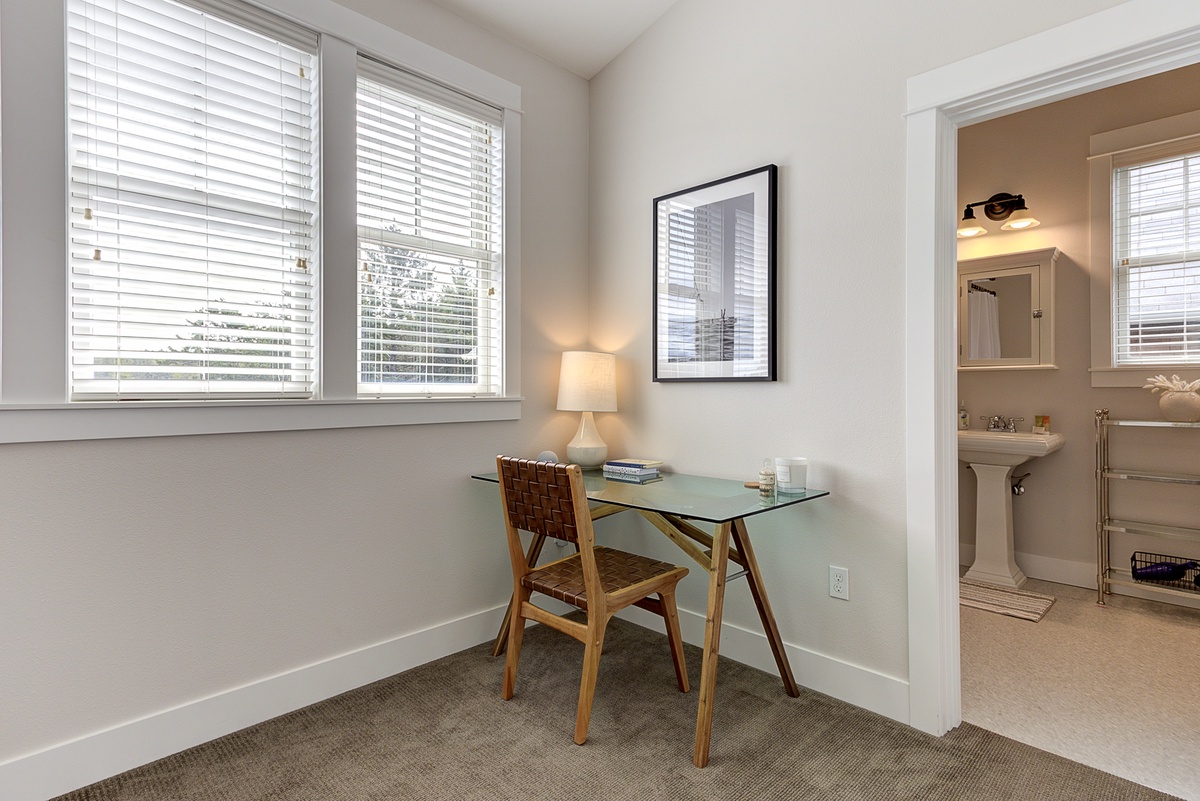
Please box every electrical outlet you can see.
[829,566,849,600]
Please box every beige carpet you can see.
[53,617,1180,801]
[962,578,1200,800]
[960,578,1056,622]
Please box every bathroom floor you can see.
[961,578,1200,801]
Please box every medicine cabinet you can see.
[958,247,1059,370]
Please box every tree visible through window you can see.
[356,56,503,397]
[358,233,481,385]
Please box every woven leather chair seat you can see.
[523,546,681,608]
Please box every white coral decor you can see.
[1145,375,1200,422]
[1143,374,1200,394]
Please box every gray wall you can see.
[1,0,590,777]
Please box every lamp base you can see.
[566,411,607,468]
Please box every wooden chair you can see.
[496,455,690,744]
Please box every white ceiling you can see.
[424,0,679,79]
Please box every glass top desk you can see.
[472,469,829,767]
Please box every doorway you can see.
[954,65,1200,799]
[902,0,1200,740]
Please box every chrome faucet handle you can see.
[1006,417,1025,432]
[980,415,1007,431]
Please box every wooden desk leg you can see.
[491,531,548,657]
[731,518,799,697]
[694,521,731,768]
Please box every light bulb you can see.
[957,207,987,238]
[1000,207,1040,231]
[957,220,987,237]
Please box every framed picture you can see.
[653,164,777,382]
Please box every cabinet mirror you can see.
[958,247,1059,370]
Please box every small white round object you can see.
[536,450,560,463]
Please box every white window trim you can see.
[0,0,524,442]
[0,397,523,444]
[1089,108,1200,388]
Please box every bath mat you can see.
[959,579,1056,622]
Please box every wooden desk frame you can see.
[491,503,799,768]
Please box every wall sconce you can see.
[957,192,1040,238]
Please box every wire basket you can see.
[1130,551,1200,592]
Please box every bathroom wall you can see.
[958,63,1200,590]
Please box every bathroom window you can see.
[1089,111,1200,387]
[1112,153,1200,365]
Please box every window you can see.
[1089,111,1200,387]
[1112,153,1200,365]
[356,56,503,397]
[0,0,522,441]
[67,0,319,400]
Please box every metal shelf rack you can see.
[1095,410,1200,605]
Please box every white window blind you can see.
[1112,145,1200,365]
[67,0,318,400]
[356,55,503,397]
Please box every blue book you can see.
[603,471,663,485]
[602,464,659,476]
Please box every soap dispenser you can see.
[958,400,970,430]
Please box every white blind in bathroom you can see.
[1112,143,1200,365]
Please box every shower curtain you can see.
[968,288,1001,359]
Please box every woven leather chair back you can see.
[497,457,581,544]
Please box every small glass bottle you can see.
[758,458,776,499]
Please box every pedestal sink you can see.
[959,430,1065,588]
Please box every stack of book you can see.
[602,458,664,484]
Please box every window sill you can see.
[0,396,523,444]
[959,364,1058,372]
[1090,367,1200,388]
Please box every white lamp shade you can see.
[556,351,617,412]
[1000,207,1040,231]
[957,218,988,238]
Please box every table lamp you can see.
[556,351,617,468]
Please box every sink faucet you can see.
[980,415,1025,432]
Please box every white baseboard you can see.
[4,599,912,801]
[617,604,910,724]
[960,544,1095,588]
[959,545,1200,610]
[0,606,507,801]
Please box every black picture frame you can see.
[653,164,777,382]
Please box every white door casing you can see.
[904,0,1200,735]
